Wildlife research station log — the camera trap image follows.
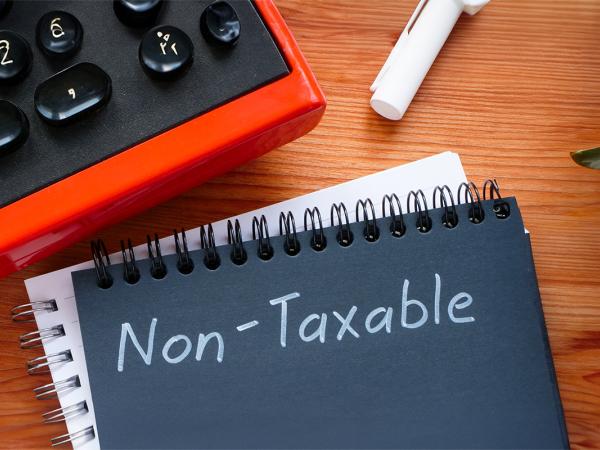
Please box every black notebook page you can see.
[72,198,568,449]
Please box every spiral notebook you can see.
[17,153,568,449]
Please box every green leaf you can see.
[571,147,600,169]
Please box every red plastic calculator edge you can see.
[0,0,326,277]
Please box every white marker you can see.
[370,0,489,120]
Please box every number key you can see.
[36,11,84,58]
[34,62,112,125]
[0,30,33,85]
[139,25,193,80]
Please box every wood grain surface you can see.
[1,0,599,448]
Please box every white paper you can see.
[24,152,466,449]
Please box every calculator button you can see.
[139,25,193,80]
[113,0,163,28]
[200,1,241,47]
[36,11,83,58]
[0,100,29,156]
[34,62,112,125]
[0,30,33,85]
[0,0,12,18]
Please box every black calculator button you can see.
[0,100,29,156]
[36,11,83,58]
[139,25,193,80]
[0,0,12,19]
[0,30,33,85]
[34,62,112,125]
[114,0,163,28]
[200,1,241,47]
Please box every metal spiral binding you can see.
[458,181,485,224]
[304,207,327,250]
[92,239,112,288]
[121,238,140,284]
[43,400,88,424]
[147,233,167,278]
[174,228,194,274]
[201,223,220,269]
[20,324,65,349]
[11,299,58,322]
[330,203,353,246]
[483,179,511,219]
[279,211,300,255]
[407,189,432,232]
[382,193,406,237]
[50,425,95,447]
[356,198,380,242]
[27,350,73,375]
[227,219,247,264]
[33,375,81,400]
[83,180,510,288]
[252,215,274,260]
[433,185,459,228]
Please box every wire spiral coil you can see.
[33,375,81,400]
[89,180,510,288]
[20,325,65,349]
[304,207,327,251]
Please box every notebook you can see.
[16,152,568,449]
[20,152,469,448]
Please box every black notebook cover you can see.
[72,197,569,449]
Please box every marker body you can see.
[370,0,465,121]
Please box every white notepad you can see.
[23,152,467,449]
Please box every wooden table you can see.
[1,0,599,448]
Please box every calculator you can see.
[0,0,325,277]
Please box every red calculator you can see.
[0,0,325,277]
